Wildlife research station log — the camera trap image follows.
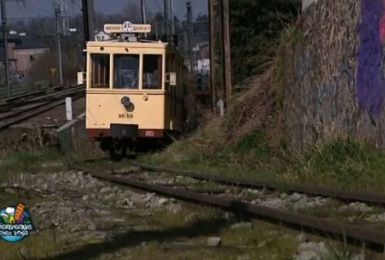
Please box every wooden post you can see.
[209,0,217,108]
[222,0,232,104]
[209,0,224,109]
[164,0,169,41]
[187,1,194,72]
[1,0,10,97]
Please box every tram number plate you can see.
[118,113,133,119]
[145,130,155,137]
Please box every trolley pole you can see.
[55,3,64,86]
[1,0,9,97]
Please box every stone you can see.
[338,202,372,213]
[130,193,146,204]
[41,162,63,168]
[144,193,155,202]
[158,198,169,206]
[246,189,261,195]
[351,253,365,260]
[88,223,97,231]
[294,242,330,260]
[100,187,112,194]
[168,203,182,213]
[114,166,141,175]
[230,222,253,229]
[119,198,134,208]
[260,198,286,209]
[366,213,385,222]
[297,233,308,243]
[289,193,303,202]
[93,209,112,216]
[207,237,221,247]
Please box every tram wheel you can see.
[109,142,127,161]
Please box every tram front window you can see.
[91,54,110,89]
[114,55,139,89]
[143,55,162,89]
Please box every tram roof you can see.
[87,40,168,49]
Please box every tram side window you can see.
[91,54,110,88]
[143,55,162,89]
[114,55,140,89]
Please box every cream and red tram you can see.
[84,22,185,158]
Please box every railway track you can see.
[0,86,85,130]
[0,85,84,113]
[77,164,385,252]
[131,164,385,205]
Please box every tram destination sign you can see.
[104,21,151,34]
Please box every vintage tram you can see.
[81,22,185,159]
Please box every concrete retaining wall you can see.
[282,0,385,150]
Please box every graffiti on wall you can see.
[357,0,385,115]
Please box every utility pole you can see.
[81,0,94,43]
[163,0,169,41]
[141,0,147,24]
[141,0,147,38]
[55,3,64,86]
[1,0,9,97]
[222,0,232,103]
[186,0,193,72]
[209,0,217,108]
[60,0,69,36]
[169,0,174,35]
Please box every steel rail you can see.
[2,88,84,115]
[0,92,84,130]
[91,171,385,251]
[0,84,80,103]
[0,86,84,112]
[132,164,385,205]
[0,89,84,122]
[0,101,51,121]
[3,89,45,103]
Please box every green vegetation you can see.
[141,123,385,193]
[0,149,64,183]
[230,0,300,83]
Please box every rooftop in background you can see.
[0,35,50,50]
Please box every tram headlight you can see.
[121,96,135,112]
[121,96,131,107]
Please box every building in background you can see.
[0,35,50,82]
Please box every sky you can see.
[5,0,208,21]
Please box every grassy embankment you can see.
[140,25,385,194]
[140,121,385,193]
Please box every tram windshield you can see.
[114,54,140,89]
